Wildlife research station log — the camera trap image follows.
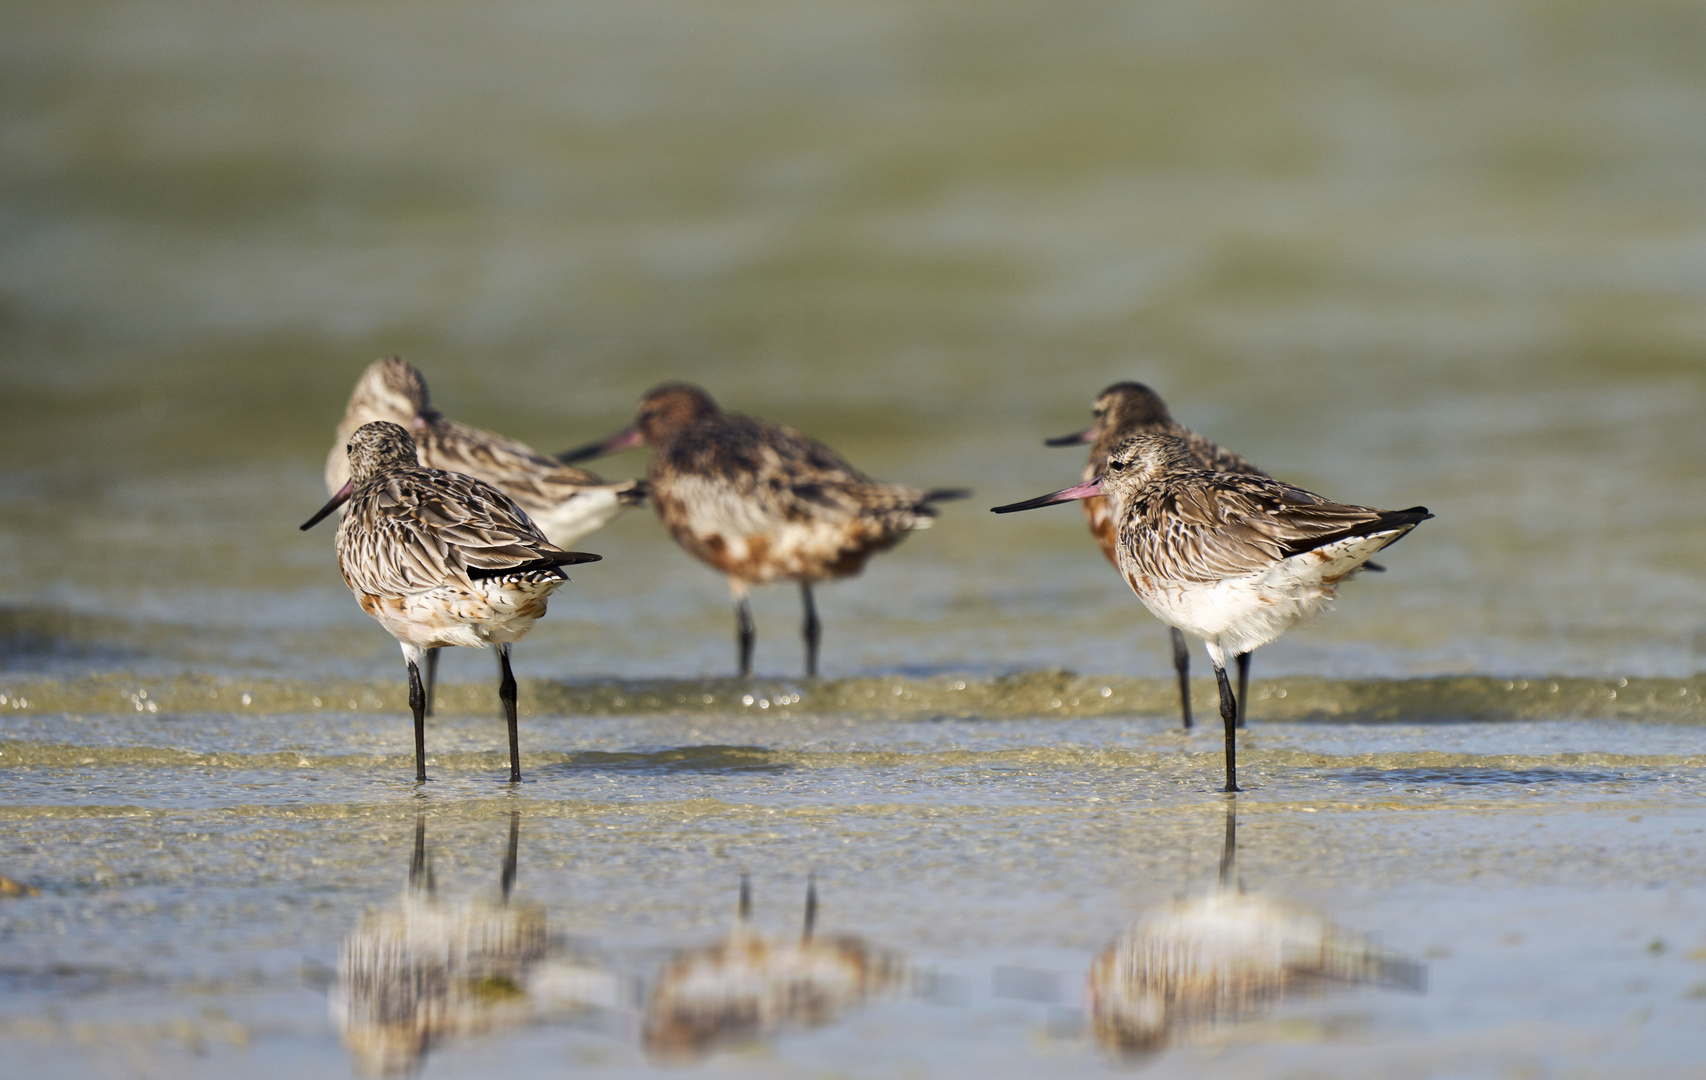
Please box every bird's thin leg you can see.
[1235,651,1251,730]
[1215,663,1240,793]
[738,872,752,922]
[407,658,428,783]
[801,583,821,679]
[736,596,755,678]
[501,810,520,903]
[423,647,440,718]
[498,644,521,783]
[1171,627,1193,730]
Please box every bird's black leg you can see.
[498,644,521,783]
[423,647,440,717]
[1235,651,1251,730]
[501,810,520,903]
[1215,663,1240,793]
[736,597,755,678]
[738,871,752,921]
[407,659,428,783]
[801,583,821,679]
[1171,627,1193,730]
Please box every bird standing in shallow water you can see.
[995,433,1429,792]
[1047,382,1267,731]
[562,383,968,678]
[326,357,643,710]
[303,421,600,783]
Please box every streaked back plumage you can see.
[334,422,581,650]
[640,384,962,585]
[328,357,644,547]
[1100,433,1428,661]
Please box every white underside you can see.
[377,576,565,664]
[529,487,626,548]
[1120,530,1403,669]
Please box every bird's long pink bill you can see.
[1043,428,1095,447]
[300,481,353,531]
[990,477,1103,513]
[557,426,644,464]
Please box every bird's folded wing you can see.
[663,415,894,529]
[350,473,577,594]
[1142,481,1402,583]
[424,419,619,510]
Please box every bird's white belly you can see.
[532,488,625,548]
[1122,530,1400,665]
[370,577,565,650]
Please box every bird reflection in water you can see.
[642,874,910,1062]
[331,814,615,1076]
[1089,805,1425,1060]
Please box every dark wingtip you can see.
[555,551,603,565]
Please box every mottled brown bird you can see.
[997,433,1428,791]
[562,383,967,677]
[327,356,641,710]
[1047,382,1270,730]
[303,421,600,782]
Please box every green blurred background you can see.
[3,0,1704,680]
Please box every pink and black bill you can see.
[989,477,1104,514]
[557,426,644,464]
[300,481,353,531]
[1042,428,1096,447]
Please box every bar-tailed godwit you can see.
[302,421,599,783]
[329,357,645,545]
[328,356,641,709]
[1048,382,1267,730]
[995,432,1429,792]
[561,383,967,677]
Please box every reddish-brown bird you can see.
[563,383,967,677]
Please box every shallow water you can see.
[4,0,1706,1075]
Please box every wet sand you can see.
[1,675,1703,1077]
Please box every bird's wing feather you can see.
[658,414,933,534]
[420,418,637,514]
[1131,476,1408,583]
[340,469,575,595]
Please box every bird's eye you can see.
[1109,459,1125,471]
